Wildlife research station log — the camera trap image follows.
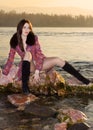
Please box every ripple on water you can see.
[85,102,93,126]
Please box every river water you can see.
[0,27,93,129]
[0,27,93,61]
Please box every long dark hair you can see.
[10,19,35,51]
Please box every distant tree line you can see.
[0,10,93,27]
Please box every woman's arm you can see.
[2,48,16,75]
[33,36,45,81]
[35,36,45,71]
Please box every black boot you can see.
[63,62,90,85]
[22,60,30,94]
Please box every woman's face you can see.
[22,23,31,37]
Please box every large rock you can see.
[29,70,65,95]
[13,69,65,95]
[1,65,93,96]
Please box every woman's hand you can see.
[0,73,13,85]
[33,70,40,82]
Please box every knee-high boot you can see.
[22,60,30,94]
[62,62,90,85]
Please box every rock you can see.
[24,103,56,117]
[29,70,65,86]
[54,122,67,130]
[57,108,87,124]
[56,108,90,130]
[66,77,85,86]
[13,69,65,95]
[68,122,90,130]
[29,70,65,95]
[0,65,18,86]
[1,65,93,96]
[7,93,38,107]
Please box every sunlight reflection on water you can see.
[0,27,93,62]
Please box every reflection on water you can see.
[0,27,93,62]
[55,95,93,127]
[85,100,93,125]
[0,27,93,78]
[0,93,93,129]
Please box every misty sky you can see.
[0,0,93,10]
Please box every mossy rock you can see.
[13,70,66,95]
[0,69,93,96]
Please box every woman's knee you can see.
[55,57,65,66]
[23,51,32,62]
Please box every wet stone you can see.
[68,122,90,130]
[24,103,57,117]
[0,117,5,121]
[7,93,39,107]
[43,125,50,130]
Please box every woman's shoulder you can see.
[35,35,41,45]
[35,35,38,41]
[11,33,17,41]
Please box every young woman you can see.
[2,19,90,94]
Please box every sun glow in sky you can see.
[0,0,93,10]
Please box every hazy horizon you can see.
[0,0,93,10]
[0,6,93,16]
[1,0,93,16]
